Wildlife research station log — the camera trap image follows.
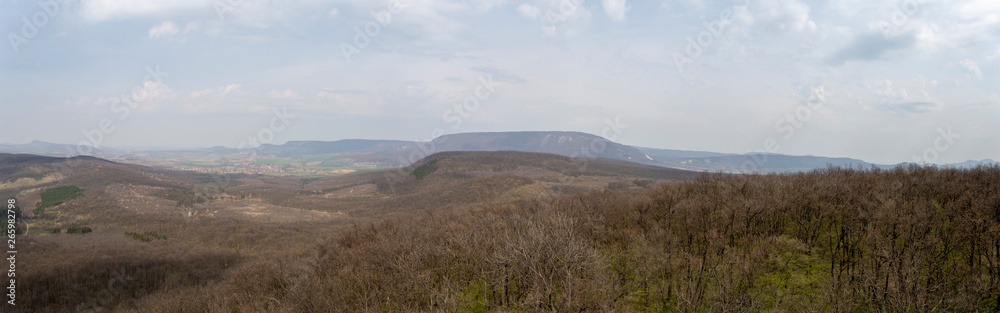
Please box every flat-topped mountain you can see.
[254,131,651,162]
[429,131,652,161]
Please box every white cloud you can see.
[661,0,705,13]
[602,0,630,22]
[180,84,268,113]
[81,0,207,22]
[148,21,179,40]
[141,80,176,101]
[316,89,385,116]
[328,8,339,18]
[190,84,242,98]
[751,0,816,32]
[952,58,983,79]
[956,0,1000,20]
[91,81,176,113]
[875,0,1000,52]
[266,89,299,99]
[517,4,540,20]
[543,3,592,37]
[859,77,942,113]
[474,0,507,12]
[183,22,201,34]
[66,96,90,106]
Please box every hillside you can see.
[1,151,697,312]
[6,152,1000,311]
[403,150,692,181]
[134,164,1000,312]
[300,150,697,216]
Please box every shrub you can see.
[36,185,84,210]
[66,226,92,234]
[608,181,631,190]
[126,231,168,242]
[411,160,438,180]
[632,179,654,188]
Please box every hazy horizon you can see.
[3,0,998,165]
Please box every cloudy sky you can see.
[1,0,998,164]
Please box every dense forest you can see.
[92,164,1000,312]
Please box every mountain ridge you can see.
[3,132,997,173]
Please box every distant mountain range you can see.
[0,140,106,156]
[2,132,996,173]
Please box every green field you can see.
[298,154,337,163]
[319,160,347,167]
[252,158,291,166]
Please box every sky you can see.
[1,0,998,164]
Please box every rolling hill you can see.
[1,150,700,311]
